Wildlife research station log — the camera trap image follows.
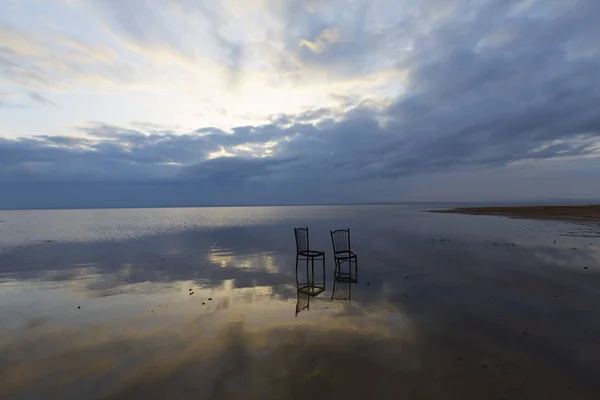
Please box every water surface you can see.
[1,205,600,399]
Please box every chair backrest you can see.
[330,228,351,253]
[294,227,309,253]
[296,288,310,316]
[332,281,352,301]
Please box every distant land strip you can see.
[429,204,600,221]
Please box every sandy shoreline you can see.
[430,204,600,221]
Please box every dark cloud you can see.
[179,156,299,183]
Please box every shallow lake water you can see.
[1,205,600,399]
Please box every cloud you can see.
[0,90,23,108]
[179,156,299,184]
[0,22,135,92]
[300,28,342,53]
[28,91,56,106]
[1,0,600,207]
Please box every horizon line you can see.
[2,199,600,212]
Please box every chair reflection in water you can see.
[294,227,325,316]
[295,280,311,316]
[330,228,358,300]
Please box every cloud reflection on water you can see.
[1,207,600,398]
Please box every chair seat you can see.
[334,251,356,260]
[298,250,324,257]
[298,284,325,296]
[334,271,357,283]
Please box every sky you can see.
[1,0,600,209]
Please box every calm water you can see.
[1,205,600,399]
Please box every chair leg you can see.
[311,257,315,293]
[322,255,326,290]
[306,256,310,288]
[295,255,299,285]
[349,279,352,301]
[331,277,336,300]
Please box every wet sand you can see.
[1,205,600,399]
[431,204,600,221]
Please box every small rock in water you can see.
[77,306,81,309]
[584,266,588,270]
[366,282,371,285]
[405,276,409,279]
[202,302,205,305]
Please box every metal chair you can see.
[330,228,358,284]
[294,227,325,296]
